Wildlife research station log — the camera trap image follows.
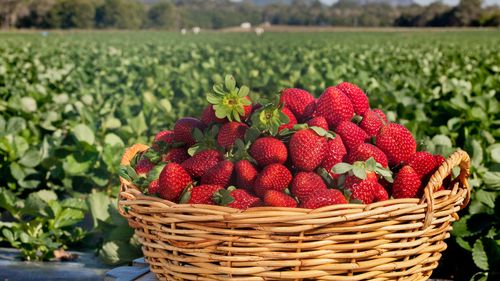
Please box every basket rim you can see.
[118,144,471,227]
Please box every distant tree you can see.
[48,0,96,28]
[96,0,145,29]
[455,0,482,26]
[147,0,176,29]
[0,0,30,28]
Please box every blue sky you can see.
[319,0,499,5]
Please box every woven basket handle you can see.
[118,144,149,218]
[422,149,471,228]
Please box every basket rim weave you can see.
[118,145,471,229]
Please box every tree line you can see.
[1,0,499,30]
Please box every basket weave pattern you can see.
[118,145,471,281]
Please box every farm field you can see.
[0,30,499,280]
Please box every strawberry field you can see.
[0,30,499,280]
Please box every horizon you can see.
[232,0,500,6]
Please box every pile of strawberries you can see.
[121,75,447,210]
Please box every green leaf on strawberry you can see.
[207,75,251,122]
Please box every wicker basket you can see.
[118,144,471,281]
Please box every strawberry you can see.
[135,158,154,176]
[254,163,292,198]
[320,136,347,180]
[264,190,297,208]
[348,143,388,168]
[316,86,354,129]
[306,116,329,130]
[336,82,370,116]
[183,185,223,205]
[279,88,316,121]
[173,117,206,146]
[344,171,379,204]
[201,160,234,187]
[201,105,226,125]
[147,179,160,194]
[373,183,389,202]
[251,101,292,136]
[392,165,422,198]
[158,163,193,202]
[234,160,258,190]
[291,172,327,202]
[359,109,387,137]
[278,107,297,132]
[207,75,252,122]
[335,121,369,153]
[300,189,347,209]
[181,149,222,178]
[375,123,416,166]
[162,147,189,164]
[434,154,446,165]
[214,188,262,210]
[152,130,175,150]
[289,128,328,171]
[217,122,248,149]
[250,137,288,167]
[332,158,393,204]
[407,151,438,177]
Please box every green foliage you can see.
[0,31,499,278]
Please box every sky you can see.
[319,0,500,5]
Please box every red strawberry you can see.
[375,123,417,166]
[217,122,248,149]
[186,185,223,205]
[306,116,329,130]
[392,165,422,198]
[135,158,154,176]
[291,172,327,202]
[278,107,297,132]
[214,189,262,210]
[373,183,389,202]
[320,136,347,180]
[254,164,292,198]
[316,87,354,129]
[234,160,258,190]
[434,154,446,165]
[250,137,288,167]
[201,160,234,187]
[359,109,387,137]
[279,88,316,121]
[153,130,174,150]
[300,189,347,209]
[344,172,379,204]
[163,147,189,164]
[173,117,206,146]
[201,105,226,125]
[264,190,297,207]
[158,163,193,202]
[336,82,370,116]
[407,152,438,177]
[348,143,388,168]
[290,128,328,171]
[181,149,222,178]
[147,179,160,194]
[335,121,369,153]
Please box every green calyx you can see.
[332,157,393,183]
[207,75,251,122]
[188,126,223,156]
[292,124,336,139]
[213,187,236,206]
[251,98,289,136]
